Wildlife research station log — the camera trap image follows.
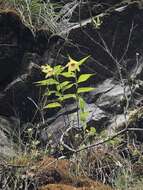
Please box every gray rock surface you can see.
[0,116,18,158]
[42,64,143,149]
[0,130,15,158]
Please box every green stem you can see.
[55,74,71,128]
[74,71,80,128]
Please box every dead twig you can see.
[60,127,143,154]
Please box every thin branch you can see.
[61,127,143,154]
[59,2,134,36]
[118,21,134,64]
[60,125,76,152]
[75,128,143,153]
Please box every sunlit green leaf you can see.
[44,90,56,96]
[55,91,62,97]
[57,81,70,91]
[77,74,94,83]
[44,102,61,109]
[89,127,96,135]
[54,65,64,75]
[60,72,75,78]
[35,78,59,86]
[63,83,75,91]
[58,94,76,101]
[78,55,90,66]
[79,97,86,111]
[85,126,96,135]
[80,111,89,122]
[77,87,95,94]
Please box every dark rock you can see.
[35,29,51,55]
[0,11,34,87]
[0,51,45,122]
[86,106,109,133]
[0,9,69,122]
[66,5,143,82]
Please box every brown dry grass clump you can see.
[40,183,112,190]
[29,156,113,190]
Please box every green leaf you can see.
[35,78,59,86]
[63,83,75,92]
[79,97,86,111]
[77,87,95,94]
[80,111,89,122]
[44,90,56,96]
[89,127,96,136]
[77,74,94,83]
[44,102,61,109]
[55,91,62,97]
[60,72,75,78]
[78,55,90,66]
[58,94,76,101]
[54,65,64,75]
[57,81,70,91]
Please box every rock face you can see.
[0,4,143,157]
[67,4,143,82]
[0,11,34,85]
[0,11,66,122]
[0,11,38,121]
[0,11,44,122]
